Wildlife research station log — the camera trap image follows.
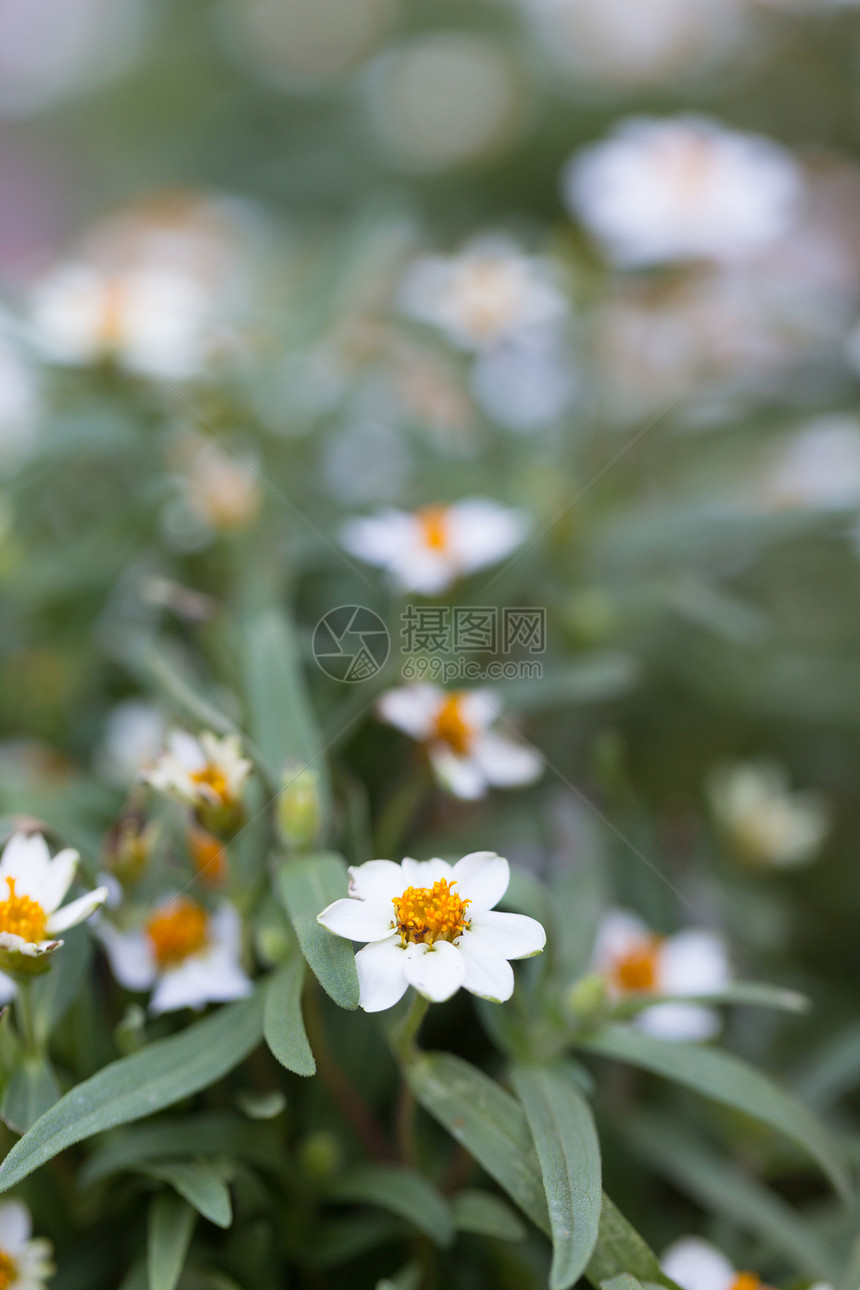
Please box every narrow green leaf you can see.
[512,1063,602,1289]
[793,1020,860,1111]
[145,647,240,742]
[277,855,359,1010]
[579,1026,849,1199]
[0,993,264,1192]
[81,1113,279,1186]
[148,1193,195,1290]
[600,1276,645,1290]
[450,1189,525,1241]
[375,1261,422,1290]
[608,982,810,1021]
[587,1197,671,1285]
[0,1057,61,1135]
[142,1161,232,1229]
[263,956,316,1076]
[330,1164,453,1247]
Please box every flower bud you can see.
[276,767,323,853]
[565,972,610,1021]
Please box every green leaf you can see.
[31,923,93,1044]
[625,1114,838,1278]
[144,647,241,742]
[277,855,359,1010]
[793,1019,860,1111]
[600,1276,646,1290]
[607,981,810,1020]
[375,1261,422,1290]
[0,994,264,1192]
[499,654,639,713]
[450,1189,525,1241]
[0,1057,61,1135]
[148,1193,195,1290]
[263,955,316,1076]
[142,1161,232,1229]
[579,1026,849,1199]
[512,1063,602,1289]
[330,1164,453,1247]
[81,1113,280,1186]
[587,1197,671,1285]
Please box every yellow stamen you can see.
[392,879,471,946]
[97,277,127,349]
[190,764,230,804]
[730,1275,763,1290]
[187,826,227,886]
[611,936,663,993]
[0,877,48,944]
[432,693,473,756]
[146,899,209,968]
[0,1248,17,1290]
[417,505,450,552]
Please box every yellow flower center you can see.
[392,879,471,946]
[146,899,209,968]
[190,764,230,803]
[611,936,663,993]
[97,276,127,349]
[417,505,451,552]
[432,694,473,756]
[0,1247,17,1290]
[0,877,48,944]
[187,826,227,886]
[730,1275,763,1290]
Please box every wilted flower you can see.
[103,807,158,886]
[142,731,252,833]
[341,498,528,593]
[99,897,252,1014]
[317,852,546,1011]
[0,1199,54,1290]
[592,908,730,1041]
[377,685,543,799]
[564,116,803,267]
[399,236,567,351]
[182,441,262,533]
[0,832,108,976]
[662,1237,770,1290]
[707,761,831,868]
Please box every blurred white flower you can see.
[470,326,576,432]
[662,1237,765,1290]
[182,442,263,533]
[341,498,528,593]
[378,685,543,799]
[0,1199,53,1289]
[98,699,166,786]
[400,236,567,351]
[592,908,730,1041]
[0,832,108,975]
[142,731,252,829]
[100,897,252,1014]
[759,418,860,512]
[708,761,831,868]
[564,116,803,267]
[317,851,546,1011]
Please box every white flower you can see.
[592,908,730,1042]
[662,1236,765,1290]
[564,116,803,267]
[97,699,166,787]
[317,851,546,1012]
[0,832,108,974]
[99,897,252,1015]
[0,1199,54,1290]
[142,731,252,819]
[30,261,216,378]
[707,761,830,869]
[377,685,543,800]
[341,498,529,594]
[399,236,567,352]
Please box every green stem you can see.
[15,979,39,1058]
[392,992,430,1065]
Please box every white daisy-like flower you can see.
[662,1236,770,1290]
[592,908,730,1042]
[317,852,546,1012]
[142,731,252,831]
[0,1199,54,1290]
[341,498,529,594]
[29,261,216,379]
[399,236,567,351]
[707,761,830,869]
[97,699,166,787]
[564,115,803,268]
[377,685,543,800]
[99,897,252,1015]
[0,832,109,977]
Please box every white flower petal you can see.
[167,730,206,770]
[456,931,514,1002]
[355,936,411,1012]
[472,732,543,788]
[347,860,407,904]
[0,1200,31,1252]
[637,1003,721,1043]
[150,958,215,1014]
[591,908,651,977]
[448,500,529,573]
[661,1236,736,1290]
[0,833,52,890]
[451,851,509,911]
[317,897,395,943]
[0,932,60,957]
[468,910,546,960]
[403,940,466,1002]
[31,848,79,913]
[377,685,443,740]
[400,857,453,886]
[659,929,731,997]
[429,748,487,800]
[98,925,157,991]
[340,511,413,567]
[46,886,109,934]
[0,972,16,1005]
[457,689,500,731]
[209,902,243,955]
